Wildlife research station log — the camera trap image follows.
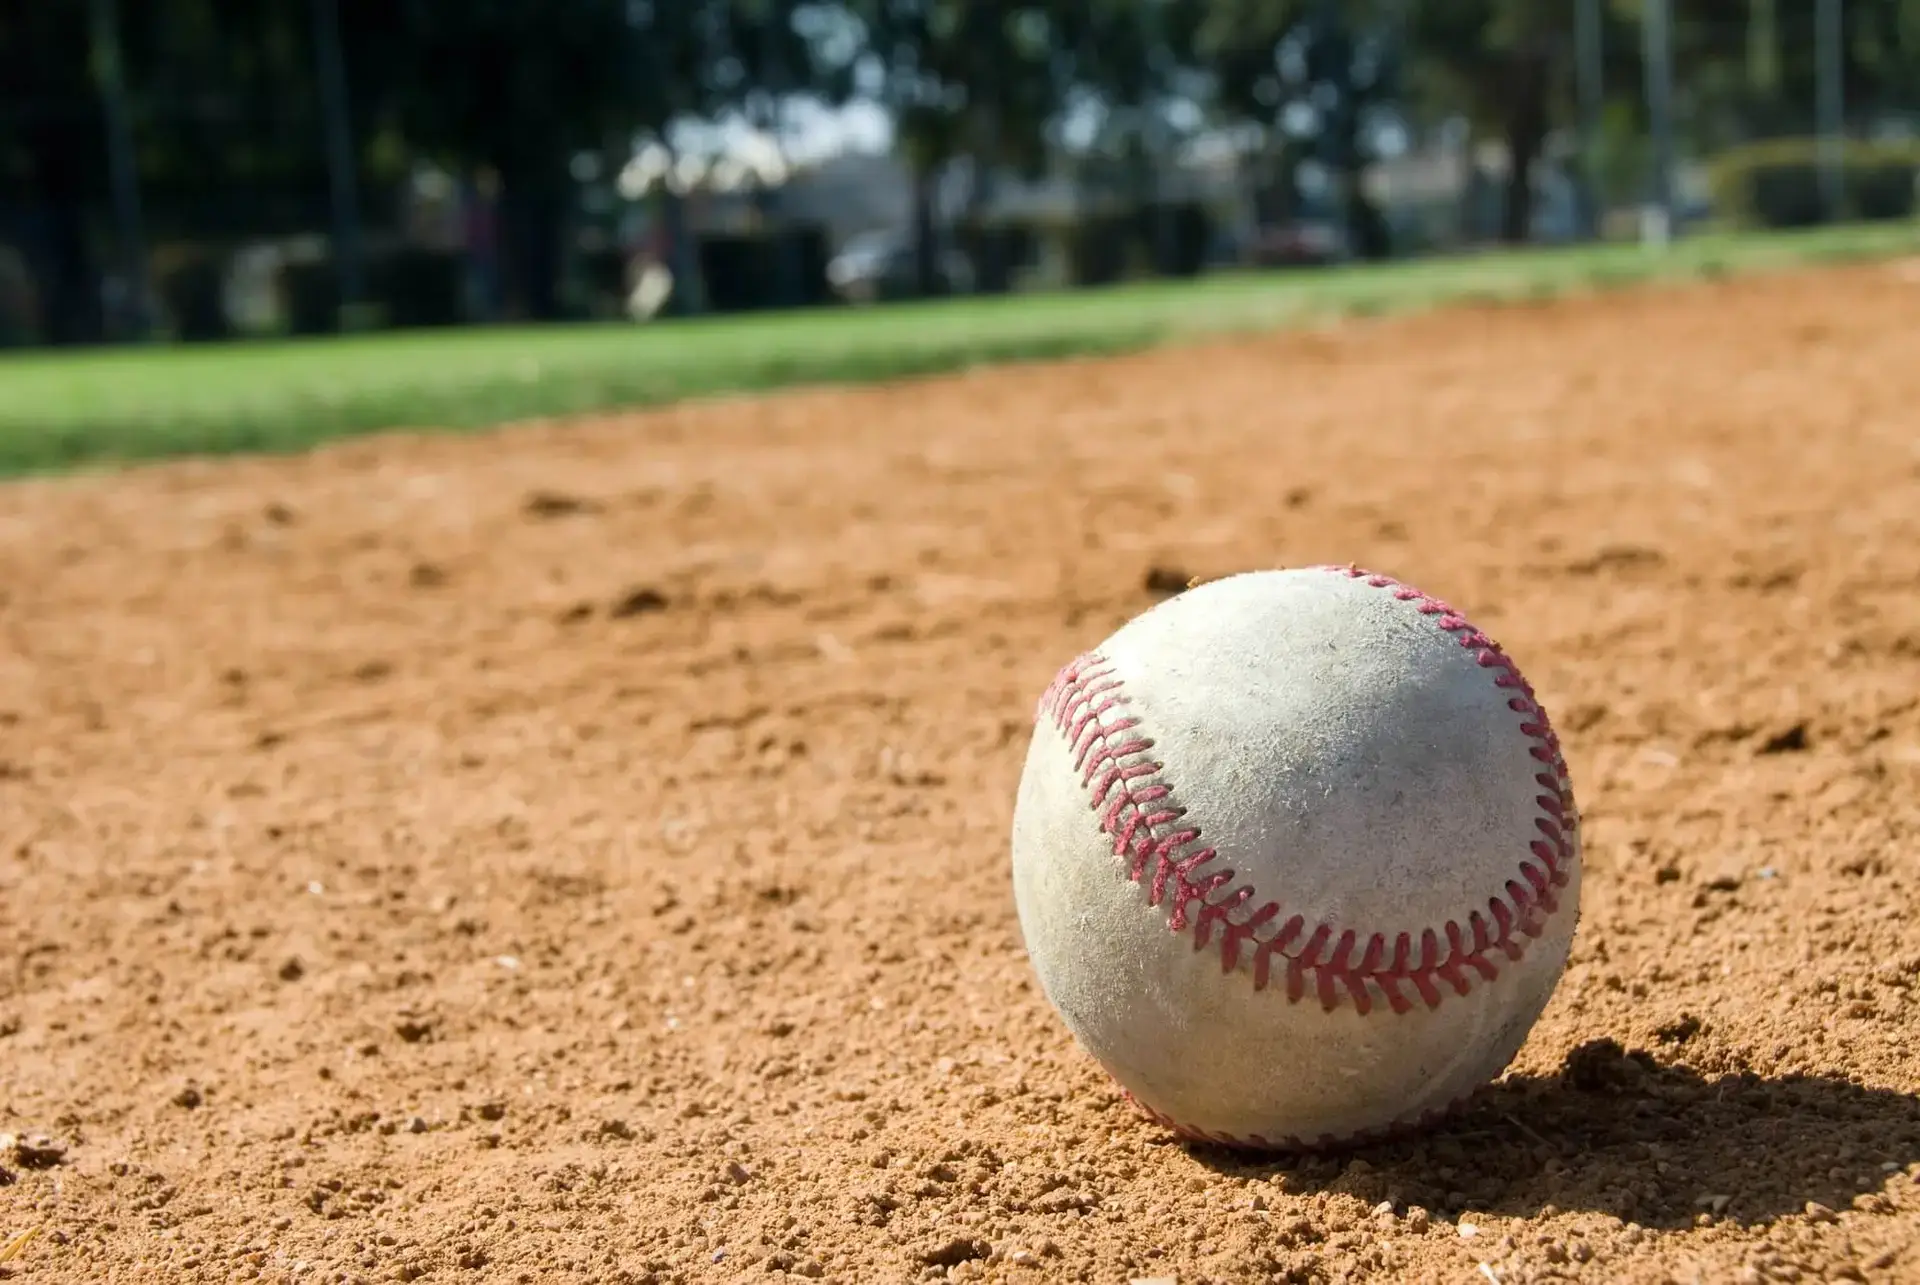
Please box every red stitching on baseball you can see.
[1037,568,1578,1007]
[1037,566,1578,1148]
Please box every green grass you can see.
[1,221,1914,477]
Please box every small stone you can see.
[5,1133,66,1168]
[1142,566,1191,598]
[1698,1193,1733,1214]
[920,1238,990,1269]
[725,1161,751,1185]
[1804,1200,1838,1223]
[1009,1249,1038,1267]
[610,587,669,618]
[1702,862,1744,891]
[1458,1223,1480,1238]
[1405,1208,1431,1234]
[522,490,600,520]
[407,1117,428,1135]
[1372,1200,1395,1220]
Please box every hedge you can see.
[154,250,231,342]
[697,225,832,312]
[1066,201,1215,287]
[1708,137,1920,229]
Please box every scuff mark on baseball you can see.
[1009,565,1582,1150]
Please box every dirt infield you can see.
[3,263,1919,1284]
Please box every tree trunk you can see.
[496,163,568,321]
[658,182,704,317]
[21,198,103,346]
[1500,46,1552,244]
[19,116,106,345]
[1748,0,1779,95]
[1344,181,1392,260]
[911,165,941,299]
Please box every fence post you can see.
[89,0,150,339]
[313,0,365,323]
[1574,0,1605,240]
[1640,0,1676,246]
[1815,0,1845,222]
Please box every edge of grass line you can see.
[0,221,1913,478]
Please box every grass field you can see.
[0,220,1914,477]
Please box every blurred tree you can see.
[331,0,652,319]
[119,0,346,232]
[342,0,857,317]
[1189,0,1402,256]
[630,0,862,312]
[1669,0,1920,140]
[1400,0,1568,242]
[0,3,108,342]
[1070,1,1195,209]
[731,0,861,306]
[851,0,1060,295]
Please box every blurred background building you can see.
[1,0,1915,347]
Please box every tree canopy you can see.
[4,0,1916,336]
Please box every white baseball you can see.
[1009,565,1581,1148]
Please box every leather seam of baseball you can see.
[1036,564,1580,1147]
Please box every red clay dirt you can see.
[3,262,1920,1285]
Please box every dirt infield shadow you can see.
[1181,1039,1920,1229]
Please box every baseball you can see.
[1009,565,1582,1149]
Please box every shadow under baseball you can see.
[1175,1039,1920,1228]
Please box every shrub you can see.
[1708,137,1920,228]
[1135,201,1213,277]
[370,247,463,329]
[1067,213,1133,287]
[281,259,341,335]
[955,219,1039,294]
[155,249,230,342]
[697,225,832,312]
[576,246,629,319]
